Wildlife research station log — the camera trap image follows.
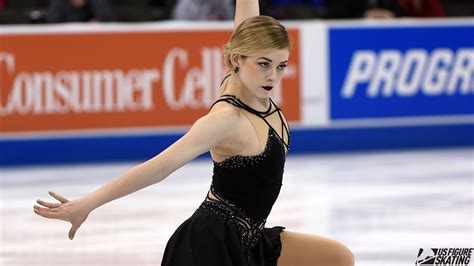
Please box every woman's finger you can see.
[34,205,59,212]
[36,199,61,209]
[33,205,51,211]
[33,208,61,219]
[49,191,69,203]
[33,205,60,213]
[68,223,81,240]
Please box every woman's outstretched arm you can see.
[234,0,259,28]
[34,107,240,240]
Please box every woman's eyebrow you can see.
[257,57,288,64]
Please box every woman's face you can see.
[235,49,289,99]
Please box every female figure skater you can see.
[34,0,355,265]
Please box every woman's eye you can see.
[258,62,269,68]
[278,64,287,71]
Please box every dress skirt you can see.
[161,206,285,266]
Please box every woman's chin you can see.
[257,92,271,99]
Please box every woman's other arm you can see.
[234,0,259,28]
[82,108,240,210]
[34,107,240,239]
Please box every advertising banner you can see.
[0,27,301,134]
[329,25,474,120]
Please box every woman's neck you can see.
[225,74,270,112]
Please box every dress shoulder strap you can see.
[210,94,272,116]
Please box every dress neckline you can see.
[220,94,272,115]
[210,94,290,152]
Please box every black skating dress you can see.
[162,92,290,266]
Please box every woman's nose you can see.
[267,68,277,81]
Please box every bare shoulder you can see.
[208,100,242,123]
[202,101,244,136]
[148,101,245,175]
[185,101,244,150]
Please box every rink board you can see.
[1,124,474,166]
[1,19,473,166]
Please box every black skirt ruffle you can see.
[162,208,284,266]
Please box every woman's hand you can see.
[33,191,91,240]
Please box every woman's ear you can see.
[231,53,240,68]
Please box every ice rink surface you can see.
[1,147,473,266]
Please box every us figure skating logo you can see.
[416,249,438,265]
[415,248,474,265]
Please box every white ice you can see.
[1,148,473,266]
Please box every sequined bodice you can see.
[197,93,290,264]
[211,125,287,221]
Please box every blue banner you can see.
[329,25,474,120]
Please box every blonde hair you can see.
[223,15,290,72]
